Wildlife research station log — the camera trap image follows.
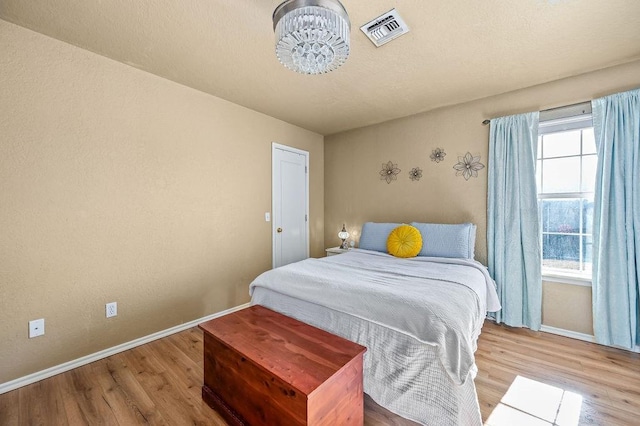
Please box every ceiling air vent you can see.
[360,9,410,47]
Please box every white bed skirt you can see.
[252,288,482,426]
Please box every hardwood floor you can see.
[1,321,638,425]
[476,322,640,425]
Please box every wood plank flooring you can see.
[476,322,640,425]
[1,321,639,425]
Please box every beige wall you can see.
[325,60,640,333]
[0,20,324,383]
[542,281,593,335]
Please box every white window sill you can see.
[542,269,592,287]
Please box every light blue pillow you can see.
[410,222,477,259]
[358,222,401,252]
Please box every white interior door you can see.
[272,143,309,268]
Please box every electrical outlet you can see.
[106,302,117,318]
[29,318,45,338]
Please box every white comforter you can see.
[249,249,500,386]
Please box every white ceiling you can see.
[2,0,640,135]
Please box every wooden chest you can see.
[199,305,366,426]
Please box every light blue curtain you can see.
[487,112,542,330]
[592,88,640,349]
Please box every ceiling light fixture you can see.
[272,0,350,75]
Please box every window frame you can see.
[537,110,595,281]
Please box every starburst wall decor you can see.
[430,148,446,163]
[409,167,423,181]
[453,152,485,180]
[380,161,401,184]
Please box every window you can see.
[537,107,595,276]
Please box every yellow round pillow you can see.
[387,225,423,258]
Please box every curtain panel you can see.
[592,88,640,349]
[487,112,542,330]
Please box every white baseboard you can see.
[540,325,596,343]
[540,324,640,353]
[0,303,251,395]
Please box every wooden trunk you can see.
[199,305,366,426]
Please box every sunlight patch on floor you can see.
[485,376,583,426]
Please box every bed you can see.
[249,223,501,425]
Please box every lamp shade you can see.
[273,0,350,75]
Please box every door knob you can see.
[277,227,283,233]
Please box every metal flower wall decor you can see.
[409,167,423,181]
[453,152,485,180]
[380,161,401,184]
[430,148,446,163]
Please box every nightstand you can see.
[325,247,349,256]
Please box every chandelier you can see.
[272,0,350,75]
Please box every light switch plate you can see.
[29,318,45,338]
